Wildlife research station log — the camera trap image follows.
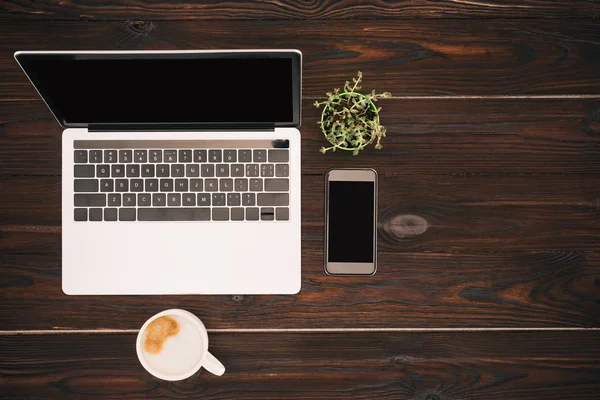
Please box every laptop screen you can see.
[15,51,301,128]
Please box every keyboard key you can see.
[216,164,229,177]
[168,193,181,206]
[227,193,241,206]
[238,150,252,162]
[175,179,188,192]
[130,179,144,192]
[127,164,140,177]
[164,150,177,163]
[123,194,136,206]
[253,149,266,163]
[74,165,95,177]
[194,150,207,163]
[89,208,103,221]
[197,193,211,206]
[268,149,289,162]
[186,164,200,177]
[104,208,118,221]
[261,164,274,177]
[149,150,162,163]
[212,207,229,221]
[205,179,218,191]
[212,193,226,206]
[134,150,147,163]
[179,150,192,163]
[74,208,87,221]
[153,193,166,206]
[209,150,222,163]
[190,179,203,191]
[74,179,98,192]
[111,164,125,177]
[223,150,236,162]
[235,178,248,192]
[257,193,289,206]
[138,193,151,207]
[97,165,110,177]
[138,208,210,221]
[119,208,136,221]
[250,179,263,191]
[261,207,275,221]
[100,179,114,192]
[74,194,106,207]
[182,193,196,206]
[276,207,289,221]
[171,164,184,177]
[89,150,102,163]
[265,178,289,192]
[104,150,117,163]
[242,193,255,206]
[160,179,173,192]
[116,179,128,192]
[156,164,169,177]
[275,164,289,177]
[220,178,233,192]
[231,164,244,177]
[119,150,132,163]
[145,179,159,192]
[246,164,259,177]
[201,164,215,177]
[108,193,121,206]
[246,207,259,221]
[231,207,244,221]
[74,150,87,163]
[141,164,155,177]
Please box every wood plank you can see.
[1,98,599,175]
[1,332,599,399]
[2,20,600,97]
[2,251,599,329]
[2,172,600,253]
[3,0,600,20]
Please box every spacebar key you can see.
[138,208,210,221]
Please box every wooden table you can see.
[2,1,600,398]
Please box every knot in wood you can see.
[127,20,154,35]
[232,295,244,302]
[382,214,428,239]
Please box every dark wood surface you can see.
[1,2,599,398]
[3,0,600,19]
[2,332,600,399]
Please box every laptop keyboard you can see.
[72,140,290,222]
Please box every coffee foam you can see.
[140,315,204,377]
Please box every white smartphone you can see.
[324,168,378,275]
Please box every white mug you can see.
[136,309,225,380]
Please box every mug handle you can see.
[203,351,226,376]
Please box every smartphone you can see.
[325,168,378,275]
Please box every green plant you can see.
[314,71,391,155]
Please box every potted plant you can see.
[314,71,391,155]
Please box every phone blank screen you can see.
[328,181,375,262]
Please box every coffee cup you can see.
[136,309,225,380]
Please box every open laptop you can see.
[15,50,302,295]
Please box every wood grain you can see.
[2,332,600,399]
[3,0,600,20]
[2,250,599,330]
[2,20,600,97]
[1,98,599,175]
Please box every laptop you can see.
[15,50,302,295]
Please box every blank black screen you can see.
[18,55,294,125]
[328,181,375,262]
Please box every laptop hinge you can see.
[88,123,276,132]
